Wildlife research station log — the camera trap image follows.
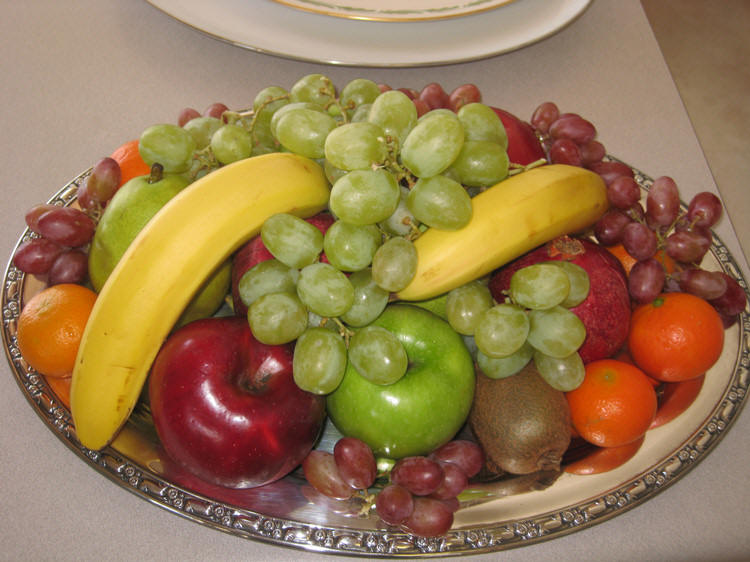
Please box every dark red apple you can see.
[231,211,334,316]
[490,107,546,166]
[488,236,631,363]
[148,316,327,488]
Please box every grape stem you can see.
[508,157,548,176]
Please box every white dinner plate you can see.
[145,0,593,67]
[269,0,516,22]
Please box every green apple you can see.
[88,170,230,323]
[326,303,475,459]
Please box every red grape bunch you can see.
[13,157,121,286]
[529,101,745,324]
[302,436,484,537]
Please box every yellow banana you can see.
[396,164,608,301]
[70,152,330,450]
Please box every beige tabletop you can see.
[1,1,749,561]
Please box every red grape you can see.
[35,207,96,247]
[48,249,88,285]
[302,450,354,500]
[622,221,658,261]
[607,175,641,209]
[579,139,606,166]
[333,437,376,490]
[448,84,482,111]
[530,102,560,134]
[628,258,665,303]
[402,497,454,537]
[412,98,431,117]
[84,157,121,204]
[548,138,582,166]
[25,203,58,233]
[687,191,723,229]
[709,273,747,317]
[587,160,634,185]
[178,107,201,127]
[549,114,597,145]
[418,83,451,110]
[429,440,484,478]
[429,462,468,500]
[677,268,728,300]
[12,238,64,274]
[664,230,710,264]
[375,483,414,525]
[391,456,445,496]
[397,87,419,100]
[594,209,632,246]
[646,176,680,227]
[203,102,229,121]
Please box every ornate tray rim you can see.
[3,157,749,557]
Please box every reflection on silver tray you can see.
[3,158,750,556]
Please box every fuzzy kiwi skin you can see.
[469,364,572,476]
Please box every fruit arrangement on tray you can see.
[10,75,747,540]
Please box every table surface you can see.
[2,1,749,561]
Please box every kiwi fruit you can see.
[469,363,572,476]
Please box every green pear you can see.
[88,168,230,325]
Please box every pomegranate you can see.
[488,236,630,363]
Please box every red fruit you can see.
[488,236,631,363]
[490,107,546,166]
[231,212,334,316]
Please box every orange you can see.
[111,139,151,187]
[607,243,676,276]
[16,284,97,377]
[650,375,705,429]
[628,292,724,382]
[566,359,658,448]
[44,375,71,408]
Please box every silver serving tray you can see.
[3,158,749,556]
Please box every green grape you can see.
[456,103,508,147]
[289,73,337,109]
[324,159,348,185]
[533,350,585,391]
[249,114,279,156]
[248,291,308,345]
[210,123,253,165]
[527,306,586,358]
[269,102,320,139]
[445,280,494,335]
[340,268,389,327]
[379,186,415,237]
[296,262,354,318]
[474,303,530,358]
[407,175,473,230]
[348,325,408,385]
[401,110,465,178]
[237,259,299,308]
[448,140,509,187]
[253,85,289,115]
[323,220,382,272]
[350,103,372,123]
[139,123,196,173]
[324,121,388,171]
[509,263,570,310]
[293,327,348,394]
[328,169,400,225]
[543,261,590,308]
[183,116,222,150]
[371,236,418,292]
[275,107,337,159]
[476,341,534,379]
[339,78,381,116]
[260,213,324,269]
[367,89,418,147]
